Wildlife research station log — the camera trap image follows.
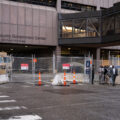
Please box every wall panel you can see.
[18,6,25,25]
[2,4,10,23]
[10,6,17,24]
[25,8,32,26]
[9,24,18,43]
[33,27,39,44]
[1,24,10,43]
[33,9,39,26]
[25,26,33,44]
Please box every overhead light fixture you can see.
[68,48,71,50]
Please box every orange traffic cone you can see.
[64,71,67,86]
[73,71,76,84]
[38,72,42,86]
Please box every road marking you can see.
[8,115,42,120]
[0,100,16,103]
[22,85,30,88]
[0,106,27,111]
[0,95,9,98]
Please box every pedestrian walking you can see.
[91,65,94,84]
[112,65,118,86]
[98,65,105,84]
[104,65,109,83]
[107,65,114,85]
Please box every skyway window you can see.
[9,0,57,7]
[61,1,96,11]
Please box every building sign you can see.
[21,64,29,70]
[85,60,92,74]
[0,34,46,43]
[62,64,70,70]
[86,61,90,67]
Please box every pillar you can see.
[55,46,61,73]
[56,0,61,13]
[96,48,101,68]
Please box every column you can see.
[96,48,101,68]
[96,48,101,61]
[56,46,61,57]
[55,46,61,72]
[56,0,61,13]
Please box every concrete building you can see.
[0,0,120,60]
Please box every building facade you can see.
[0,0,120,59]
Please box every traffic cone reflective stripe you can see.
[64,71,66,86]
[38,72,42,86]
[73,71,76,84]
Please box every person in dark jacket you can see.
[91,65,94,84]
[98,65,105,84]
[108,65,113,84]
[112,65,118,86]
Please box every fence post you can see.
[32,55,35,81]
[53,51,56,74]
[10,55,13,82]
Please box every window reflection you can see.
[61,1,96,12]
[9,0,57,7]
[60,18,100,38]
[115,14,120,34]
[61,21,73,38]
[102,16,115,36]
[73,19,86,38]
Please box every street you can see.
[0,83,120,120]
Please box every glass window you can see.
[61,1,96,12]
[60,17,100,39]
[115,13,120,34]
[9,0,57,7]
[102,16,115,36]
[87,18,100,37]
[73,19,87,38]
[61,20,73,38]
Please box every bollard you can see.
[73,70,77,84]
[64,71,67,86]
[38,72,42,86]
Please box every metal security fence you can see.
[4,56,120,85]
[55,56,92,84]
[11,57,33,83]
[10,57,54,84]
[8,56,93,84]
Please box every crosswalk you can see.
[0,93,42,120]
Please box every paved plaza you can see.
[0,83,120,120]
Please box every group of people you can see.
[99,65,118,86]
